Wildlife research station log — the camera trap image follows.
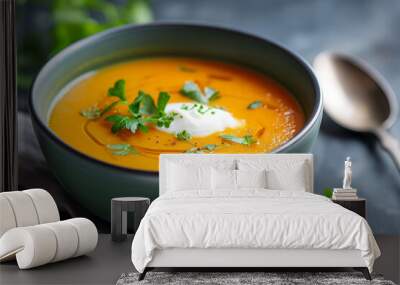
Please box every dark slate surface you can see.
[18,0,400,234]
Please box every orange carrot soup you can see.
[49,57,305,171]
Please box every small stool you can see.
[111,197,150,242]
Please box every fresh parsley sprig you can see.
[176,130,192,141]
[106,144,138,156]
[220,134,256,145]
[105,89,175,135]
[180,81,220,104]
[80,79,128,120]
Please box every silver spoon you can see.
[313,52,400,170]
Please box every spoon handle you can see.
[375,128,400,171]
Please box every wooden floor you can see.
[0,234,398,285]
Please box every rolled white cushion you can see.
[0,196,17,237]
[0,192,39,227]
[23,189,60,224]
[0,226,57,269]
[0,218,98,269]
[42,221,79,262]
[65,218,98,257]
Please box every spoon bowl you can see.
[314,52,400,170]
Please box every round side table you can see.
[111,197,150,242]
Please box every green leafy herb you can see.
[176,130,192,141]
[106,115,132,133]
[139,91,157,115]
[105,90,175,134]
[108,79,127,101]
[185,144,217,153]
[106,144,138,156]
[247,100,263,110]
[323,187,333,198]
[180,81,208,104]
[180,81,221,104]
[203,144,217,151]
[157,92,170,113]
[204,87,220,101]
[220,134,256,145]
[100,101,119,116]
[80,106,101,119]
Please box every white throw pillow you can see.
[167,163,212,191]
[211,168,237,190]
[237,159,310,191]
[266,165,307,191]
[236,169,267,189]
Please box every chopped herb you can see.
[106,144,138,156]
[108,79,126,101]
[80,106,101,119]
[247,100,263,110]
[203,144,217,151]
[157,92,170,113]
[100,101,119,116]
[180,81,221,104]
[105,115,134,134]
[204,87,220,101]
[180,104,190,111]
[220,134,256,145]
[185,143,217,153]
[176,130,192,141]
[140,91,157,115]
[180,81,208,104]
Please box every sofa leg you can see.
[354,267,371,280]
[138,268,147,281]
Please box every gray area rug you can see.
[116,272,395,285]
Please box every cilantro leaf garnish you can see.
[139,91,157,115]
[247,100,263,110]
[108,79,126,101]
[105,115,131,134]
[180,81,208,104]
[176,130,192,141]
[106,144,138,156]
[180,81,220,104]
[157,92,170,113]
[100,101,119,116]
[204,87,220,101]
[220,134,256,145]
[105,90,174,135]
[203,144,217,151]
[80,106,101,119]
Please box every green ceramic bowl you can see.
[30,23,323,221]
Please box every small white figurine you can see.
[342,157,352,189]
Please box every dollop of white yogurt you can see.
[158,103,243,137]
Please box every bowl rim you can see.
[30,22,323,176]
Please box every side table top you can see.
[332,198,366,202]
[112,197,150,202]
